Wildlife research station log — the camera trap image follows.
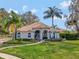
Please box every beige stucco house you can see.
[16,22,60,40]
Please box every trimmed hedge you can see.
[60,33,79,40]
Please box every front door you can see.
[34,30,40,40]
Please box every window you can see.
[49,31,51,39]
[43,30,47,37]
[28,33,31,38]
[18,32,20,34]
[18,32,20,38]
[43,30,48,39]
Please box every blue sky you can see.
[0,0,71,29]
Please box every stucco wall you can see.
[16,29,60,40]
[16,32,34,39]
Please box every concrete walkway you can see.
[0,38,11,44]
[0,40,44,59]
[0,40,44,50]
[0,53,21,59]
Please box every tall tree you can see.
[0,8,9,33]
[44,6,62,28]
[22,11,39,25]
[4,11,22,34]
[67,0,79,33]
[43,6,62,39]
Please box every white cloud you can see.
[8,8,18,14]
[54,16,58,19]
[62,15,66,20]
[22,5,28,12]
[31,9,37,14]
[60,0,71,8]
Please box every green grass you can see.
[0,57,4,59]
[0,39,35,48]
[1,40,79,59]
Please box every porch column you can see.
[32,30,35,39]
[40,30,43,40]
[55,33,60,39]
[47,31,50,39]
[51,32,54,39]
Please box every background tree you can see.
[0,8,9,34]
[21,11,39,25]
[0,8,39,36]
[67,0,79,33]
[4,11,22,34]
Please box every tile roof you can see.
[17,22,51,32]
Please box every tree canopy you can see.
[0,8,39,34]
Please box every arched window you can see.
[49,31,51,39]
[43,30,48,39]
[18,32,20,34]
[28,33,31,38]
[17,32,20,38]
[43,30,47,37]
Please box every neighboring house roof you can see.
[17,22,51,32]
[55,28,65,32]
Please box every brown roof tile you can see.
[17,22,51,32]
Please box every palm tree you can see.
[4,11,22,39]
[43,6,62,39]
[44,6,62,28]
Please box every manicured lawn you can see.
[1,40,79,59]
[0,39,35,48]
[0,57,4,59]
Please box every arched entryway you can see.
[43,30,48,39]
[34,30,40,40]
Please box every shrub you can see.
[60,33,79,40]
[5,40,24,44]
[16,38,38,42]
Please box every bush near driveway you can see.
[60,33,79,40]
[4,39,35,44]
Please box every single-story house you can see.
[16,22,60,40]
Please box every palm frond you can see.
[44,10,51,15]
[44,14,51,19]
[44,6,62,19]
[54,12,62,18]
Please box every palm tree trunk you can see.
[13,23,16,40]
[8,23,16,40]
[52,17,54,28]
[52,17,55,39]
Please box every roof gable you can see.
[17,22,51,32]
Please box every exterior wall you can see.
[49,32,60,39]
[33,28,51,40]
[16,29,60,40]
[50,32,54,39]
[16,32,34,39]
[55,33,60,39]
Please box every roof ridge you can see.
[17,21,51,32]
